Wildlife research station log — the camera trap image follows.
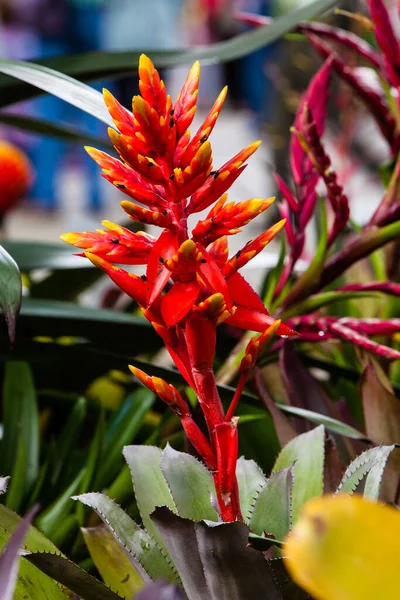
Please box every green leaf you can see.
[74,492,178,584]
[249,466,293,541]
[96,389,155,490]
[1,362,39,494]
[30,267,104,301]
[336,445,398,500]
[76,411,105,524]
[51,397,86,489]
[82,525,144,597]
[0,58,114,125]
[123,446,176,546]
[236,457,266,524]
[0,505,59,554]
[35,470,84,537]
[0,528,70,600]
[26,552,124,600]
[272,426,325,523]
[0,113,112,148]
[5,441,27,513]
[282,291,376,320]
[159,445,218,522]
[1,241,92,271]
[277,405,367,440]
[0,244,22,345]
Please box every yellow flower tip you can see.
[108,128,120,143]
[101,220,123,234]
[84,146,100,160]
[139,53,154,73]
[60,232,80,245]
[179,239,197,257]
[84,251,106,269]
[102,88,114,104]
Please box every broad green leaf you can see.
[25,552,124,600]
[0,113,112,147]
[236,457,266,524]
[123,446,176,545]
[160,445,218,522]
[0,506,36,600]
[1,362,39,494]
[278,405,367,440]
[249,466,293,541]
[74,492,178,584]
[1,241,92,271]
[273,426,325,523]
[0,505,59,553]
[0,527,70,600]
[30,267,104,301]
[284,495,400,600]
[0,0,337,110]
[82,525,144,596]
[0,245,22,345]
[96,389,155,490]
[336,445,398,499]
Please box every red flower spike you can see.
[367,0,400,88]
[63,55,294,523]
[180,86,228,168]
[61,222,154,265]
[146,229,179,306]
[192,196,275,244]
[223,219,286,278]
[121,200,172,228]
[214,419,242,522]
[273,172,299,213]
[85,253,147,306]
[103,89,135,136]
[161,281,200,327]
[138,54,167,116]
[328,321,400,360]
[207,236,229,267]
[174,61,200,139]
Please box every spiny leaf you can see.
[336,445,398,500]
[160,445,218,522]
[249,466,293,541]
[273,426,325,523]
[236,457,266,524]
[74,492,178,584]
[0,245,22,345]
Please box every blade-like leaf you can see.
[82,525,144,597]
[0,113,112,147]
[0,504,59,553]
[25,552,125,600]
[273,426,325,523]
[278,405,367,440]
[1,241,93,271]
[160,445,218,522]
[0,0,337,110]
[1,362,39,495]
[360,361,400,501]
[336,445,398,500]
[249,466,293,541]
[51,397,86,489]
[0,244,22,345]
[0,506,37,600]
[236,457,266,524]
[123,446,176,545]
[96,389,155,490]
[74,492,178,584]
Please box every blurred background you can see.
[0,0,390,259]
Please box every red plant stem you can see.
[225,373,246,422]
[180,414,218,471]
[212,472,242,522]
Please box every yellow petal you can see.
[284,495,400,600]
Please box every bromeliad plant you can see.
[61,55,295,522]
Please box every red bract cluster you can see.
[62,55,293,521]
